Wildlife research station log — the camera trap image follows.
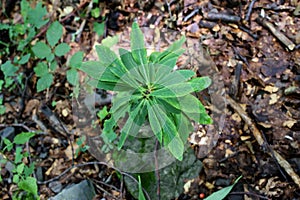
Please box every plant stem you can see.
[154,139,161,200]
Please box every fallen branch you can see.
[256,17,295,51]
[226,95,300,188]
[206,12,241,23]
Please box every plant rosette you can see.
[74,22,213,172]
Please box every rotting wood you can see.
[226,95,300,189]
[256,17,295,51]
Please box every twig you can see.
[75,0,93,42]
[164,0,172,19]
[226,95,300,188]
[229,62,242,100]
[256,16,295,51]
[238,25,259,40]
[0,123,40,133]
[207,12,241,23]
[93,179,120,194]
[245,0,257,22]
[183,8,200,22]
[94,183,116,199]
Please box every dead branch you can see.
[226,95,300,189]
[245,0,257,22]
[206,12,241,23]
[256,17,295,51]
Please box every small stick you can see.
[207,12,241,23]
[256,17,295,51]
[229,62,242,100]
[226,95,300,188]
[183,8,200,22]
[245,0,257,22]
[239,25,259,40]
[75,0,94,42]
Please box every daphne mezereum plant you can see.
[79,22,212,161]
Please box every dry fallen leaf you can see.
[269,94,280,105]
[283,119,297,128]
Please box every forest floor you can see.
[0,0,299,199]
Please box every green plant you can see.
[0,132,39,200]
[0,1,49,56]
[74,135,90,158]
[80,22,212,160]
[204,176,242,200]
[32,20,71,92]
[0,0,72,93]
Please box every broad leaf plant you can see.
[79,22,212,161]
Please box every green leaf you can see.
[18,177,38,196]
[204,176,242,200]
[130,22,147,65]
[155,98,181,114]
[102,35,119,47]
[153,36,186,68]
[17,27,36,50]
[13,174,20,183]
[16,163,25,174]
[24,163,35,177]
[66,69,78,85]
[138,176,146,200]
[95,45,121,67]
[50,60,58,71]
[151,82,193,98]
[167,134,184,161]
[34,62,48,77]
[189,76,211,92]
[54,43,70,56]
[69,51,84,68]
[91,7,101,18]
[46,53,55,63]
[156,69,195,86]
[18,54,31,64]
[32,42,51,59]
[15,146,23,163]
[119,48,138,71]
[97,106,108,121]
[21,0,30,19]
[118,100,146,149]
[14,132,35,144]
[3,138,13,151]
[1,61,18,76]
[37,73,53,92]
[47,21,63,47]
[102,117,118,143]
[27,2,49,28]
[148,103,165,143]
[156,36,186,61]
[80,61,105,80]
[185,101,212,124]
[93,21,105,36]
